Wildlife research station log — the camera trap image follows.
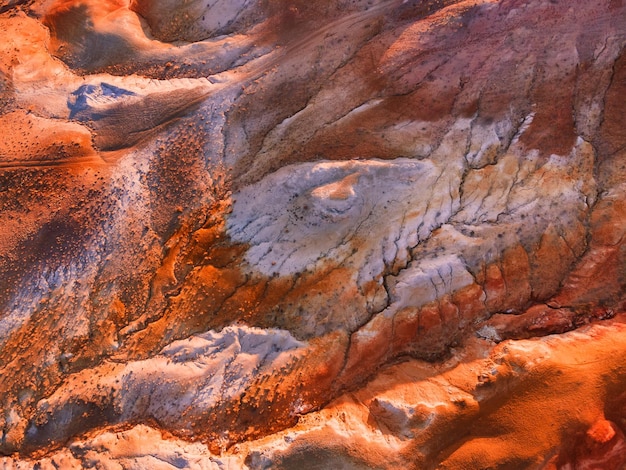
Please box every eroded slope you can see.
[0,0,625,467]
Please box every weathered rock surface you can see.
[0,0,625,467]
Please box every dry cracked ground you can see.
[0,0,626,468]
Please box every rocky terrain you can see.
[0,0,625,468]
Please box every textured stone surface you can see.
[0,0,625,467]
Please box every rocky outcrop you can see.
[0,0,625,467]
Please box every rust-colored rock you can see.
[0,0,625,467]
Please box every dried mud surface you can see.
[0,0,625,468]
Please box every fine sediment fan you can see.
[0,0,625,467]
